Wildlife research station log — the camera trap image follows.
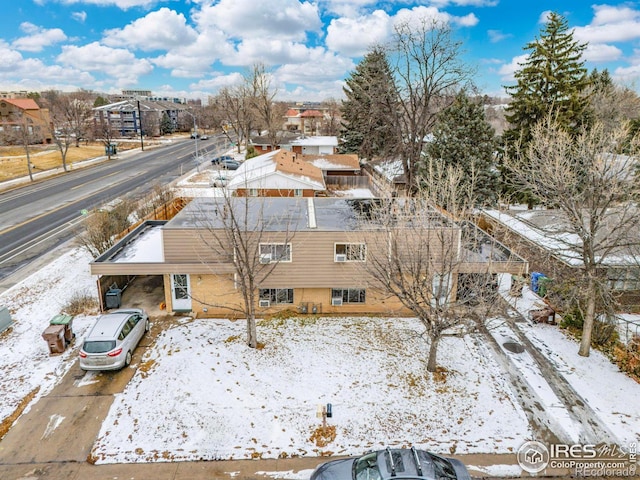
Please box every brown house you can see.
[0,98,52,144]
[90,197,527,317]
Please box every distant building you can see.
[0,98,51,144]
[93,99,188,137]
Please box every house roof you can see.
[304,154,360,171]
[226,150,325,190]
[483,208,640,267]
[285,109,299,117]
[289,136,338,147]
[3,98,41,110]
[299,109,323,118]
[250,132,301,146]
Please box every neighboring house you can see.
[283,104,326,135]
[304,154,360,176]
[90,197,527,317]
[481,208,640,312]
[249,132,301,155]
[0,98,52,144]
[93,99,186,137]
[227,149,326,197]
[284,136,338,155]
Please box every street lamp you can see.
[183,110,199,170]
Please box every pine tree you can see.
[423,92,498,206]
[503,12,589,145]
[501,12,589,205]
[339,47,396,160]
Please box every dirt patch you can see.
[0,387,40,441]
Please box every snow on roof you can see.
[484,209,639,267]
[289,136,338,146]
[304,154,359,171]
[111,225,164,263]
[373,159,404,182]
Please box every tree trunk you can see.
[578,276,597,357]
[426,334,440,372]
[25,146,33,182]
[246,313,257,348]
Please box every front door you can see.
[171,274,192,311]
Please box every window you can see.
[331,288,366,303]
[294,189,303,197]
[432,273,452,304]
[334,243,366,262]
[259,288,294,304]
[259,243,292,263]
[249,188,259,197]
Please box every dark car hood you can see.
[310,458,355,480]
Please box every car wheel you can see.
[145,320,150,332]
[125,350,132,367]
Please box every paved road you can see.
[0,135,229,281]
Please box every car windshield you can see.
[354,452,382,480]
[83,340,116,354]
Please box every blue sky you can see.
[2,1,640,102]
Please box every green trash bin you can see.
[50,314,74,344]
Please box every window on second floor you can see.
[294,189,303,197]
[334,243,366,262]
[248,188,259,197]
[259,243,292,263]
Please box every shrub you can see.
[612,336,640,383]
[64,292,99,315]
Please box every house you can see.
[93,99,186,137]
[283,104,326,135]
[481,208,640,312]
[0,98,52,144]
[249,132,301,155]
[227,149,326,197]
[284,136,338,155]
[90,197,527,316]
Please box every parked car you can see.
[79,309,149,371]
[211,173,229,187]
[310,448,471,480]
[200,135,209,140]
[211,155,234,164]
[219,159,240,170]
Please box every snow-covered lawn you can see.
[90,316,529,464]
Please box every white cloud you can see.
[488,29,511,43]
[498,53,528,83]
[190,72,246,92]
[584,43,622,63]
[393,6,478,30]
[71,11,87,23]
[326,10,391,56]
[429,0,497,7]
[319,0,378,17]
[538,10,552,24]
[194,0,322,42]
[12,22,67,52]
[103,8,198,51]
[56,41,153,85]
[36,0,157,9]
[590,4,640,26]
[225,39,324,67]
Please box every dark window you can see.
[259,288,294,304]
[83,340,116,354]
[331,288,366,303]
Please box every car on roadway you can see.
[201,135,209,140]
[79,309,150,371]
[310,447,471,480]
[190,133,200,139]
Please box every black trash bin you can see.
[105,288,122,309]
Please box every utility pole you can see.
[137,100,144,151]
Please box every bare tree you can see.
[246,63,287,149]
[78,199,136,257]
[214,85,254,153]
[320,98,342,136]
[194,194,296,348]
[93,112,118,160]
[383,17,474,190]
[359,165,512,372]
[506,117,640,356]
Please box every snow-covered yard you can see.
[0,246,638,468]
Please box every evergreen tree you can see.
[423,92,498,206]
[160,112,174,135]
[340,47,396,160]
[501,12,589,205]
[503,12,589,146]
